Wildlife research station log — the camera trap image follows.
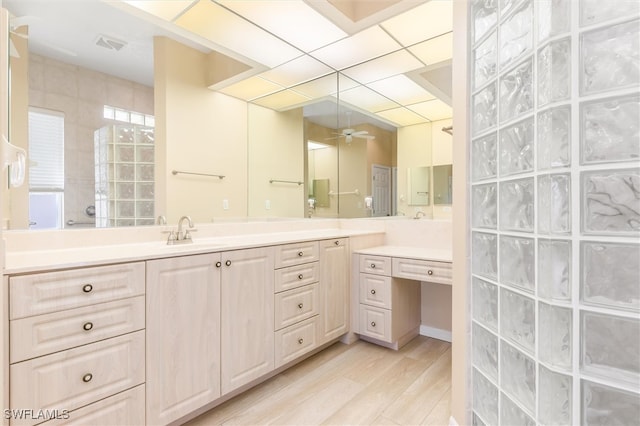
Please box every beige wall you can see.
[431,118,453,220]
[248,104,304,217]
[154,36,248,224]
[397,123,432,217]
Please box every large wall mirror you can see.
[3,0,453,230]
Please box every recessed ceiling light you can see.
[367,75,436,105]
[341,50,425,84]
[381,0,453,47]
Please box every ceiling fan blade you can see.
[351,130,369,136]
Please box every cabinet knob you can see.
[334,240,340,245]
[370,289,376,295]
[298,251,304,257]
[370,264,376,269]
[428,270,433,275]
[83,322,93,331]
[371,321,376,327]
[82,373,93,383]
[82,284,93,293]
[298,274,304,280]
[298,303,303,309]
[225,260,232,266]
[215,261,222,268]
[298,338,304,345]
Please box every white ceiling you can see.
[4,0,453,129]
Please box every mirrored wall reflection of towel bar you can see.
[269,179,303,185]
[328,189,360,196]
[172,170,225,179]
[441,126,453,135]
[66,219,95,226]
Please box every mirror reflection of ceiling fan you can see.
[327,128,375,144]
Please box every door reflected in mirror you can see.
[407,166,430,206]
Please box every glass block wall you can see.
[469,0,640,424]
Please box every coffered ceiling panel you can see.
[406,98,453,121]
[380,0,453,47]
[339,85,399,113]
[218,76,284,101]
[367,74,436,106]
[408,32,453,66]
[259,55,334,88]
[341,49,425,84]
[376,107,429,126]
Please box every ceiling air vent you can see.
[95,35,127,51]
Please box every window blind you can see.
[28,108,65,191]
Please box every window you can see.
[103,105,155,127]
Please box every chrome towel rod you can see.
[66,219,95,226]
[172,170,225,179]
[442,125,453,135]
[270,179,303,185]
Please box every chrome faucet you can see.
[414,211,426,220]
[166,216,197,245]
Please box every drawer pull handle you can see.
[371,321,376,327]
[370,289,376,295]
[298,251,304,257]
[82,284,93,293]
[298,303,304,309]
[83,322,94,331]
[370,264,376,269]
[225,260,232,266]
[298,274,304,280]
[428,270,433,275]
[298,338,304,345]
[82,373,93,383]
[334,240,340,245]
[216,261,222,268]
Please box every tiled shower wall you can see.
[469,0,639,424]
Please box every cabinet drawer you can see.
[359,274,392,309]
[274,241,319,268]
[359,305,391,343]
[10,262,145,319]
[10,296,145,363]
[38,385,145,426]
[392,258,452,284]
[275,316,318,368]
[10,331,145,425]
[359,255,391,276]
[274,283,319,331]
[274,262,319,293]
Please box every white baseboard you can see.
[419,325,452,342]
[449,415,459,426]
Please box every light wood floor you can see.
[185,336,452,426]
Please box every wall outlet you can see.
[222,199,229,210]
[265,200,271,210]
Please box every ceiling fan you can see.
[325,112,375,144]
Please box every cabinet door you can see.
[220,247,274,395]
[146,254,221,426]
[319,238,349,343]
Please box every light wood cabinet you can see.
[220,247,275,395]
[274,241,319,268]
[319,238,349,343]
[274,283,319,330]
[146,254,221,426]
[392,257,452,284]
[274,316,319,368]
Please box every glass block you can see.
[499,0,532,69]
[472,83,498,136]
[472,184,497,229]
[538,173,571,235]
[138,127,155,144]
[137,164,154,181]
[473,369,498,425]
[539,365,572,425]
[137,182,155,200]
[472,412,486,426]
[581,310,640,385]
[501,393,535,426]
[538,0,570,42]
[116,164,135,181]
[539,302,572,369]
[581,0,640,27]
[472,232,498,280]
[472,277,498,331]
[500,288,535,352]
[538,239,572,302]
[581,94,640,164]
[582,379,640,425]
[538,105,571,169]
[538,38,571,107]
[499,117,533,176]
[500,340,536,412]
[581,19,640,95]
[499,178,534,232]
[582,169,640,235]
[117,201,135,217]
[116,218,135,227]
[116,126,134,143]
[472,322,499,381]
[582,242,640,312]
[500,236,535,292]
[136,145,155,163]
[116,182,134,200]
[473,31,498,89]
[472,133,497,181]
[499,59,533,123]
[116,145,134,162]
[136,201,154,218]
[136,218,155,226]
[472,0,498,44]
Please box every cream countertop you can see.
[355,245,452,263]
[4,228,382,275]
